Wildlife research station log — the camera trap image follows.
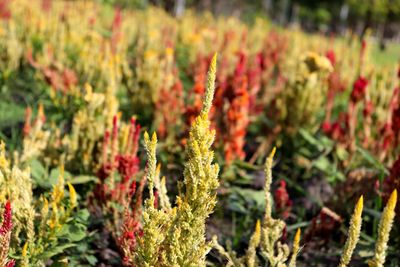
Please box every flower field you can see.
[0,0,399,266]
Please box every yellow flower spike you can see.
[67,183,77,209]
[339,196,363,267]
[38,103,45,120]
[42,197,49,214]
[201,52,217,117]
[121,125,130,152]
[156,164,161,177]
[246,220,262,267]
[143,131,158,206]
[252,220,261,246]
[289,228,302,267]
[0,141,9,169]
[368,190,397,267]
[159,176,171,210]
[52,174,65,205]
[138,52,220,265]
[22,242,28,257]
[60,163,64,177]
[49,202,59,229]
[165,47,174,56]
[84,83,93,102]
[264,147,276,220]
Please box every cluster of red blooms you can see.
[95,116,141,207]
[117,174,147,266]
[0,0,11,20]
[322,49,347,141]
[350,76,368,103]
[378,86,399,158]
[248,31,288,116]
[182,30,288,164]
[273,180,292,220]
[304,207,342,244]
[110,7,122,54]
[0,201,15,267]
[218,51,250,164]
[94,116,147,264]
[378,67,400,159]
[259,31,288,74]
[26,48,78,94]
[23,104,47,136]
[41,0,52,12]
[322,41,376,152]
[156,64,185,140]
[185,31,288,164]
[323,75,370,149]
[322,45,400,163]
[321,40,400,158]
[185,54,209,127]
[217,34,288,164]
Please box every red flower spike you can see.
[274,180,292,219]
[111,7,122,54]
[23,107,32,136]
[325,50,336,66]
[351,76,368,103]
[154,190,159,209]
[0,0,11,20]
[361,40,367,58]
[0,201,12,236]
[110,115,119,167]
[363,100,374,117]
[130,123,141,157]
[322,121,332,134]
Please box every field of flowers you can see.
[0,0,399,266]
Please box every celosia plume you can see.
[274,180,292,220]
[368,190,397,267]
[339,196,363,267]
[0,201,12,236]
[0,201,14,267]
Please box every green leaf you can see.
[228,201,247,214]
[335,146,349,161]
[40,243,77,259]
[232,187,265,207]
[49,168,73,185]
[313,156,330,172]
[84,255,98,265]
[234,160,260,171]
[299,128,322,149]
[69,175,98,184]
[75,209,90,223]
[30,159,47,184]
[60,223,87,242]
[356,146,389,175]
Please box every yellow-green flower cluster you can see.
[136,53,219,267]
[214,148,301,267]
[0,140,82,266]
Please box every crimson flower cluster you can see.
[274,180,292,220]
[0,201,15,267]
[96,116,141,206]
[26,48,78,94]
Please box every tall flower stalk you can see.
[135,53,219,266]
[0,201,15,267]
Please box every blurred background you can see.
[100,0,400,43]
